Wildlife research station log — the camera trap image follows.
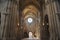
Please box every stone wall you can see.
[44,0,60,40]
[0,0,8,39]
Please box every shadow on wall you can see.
[58,0,60,5]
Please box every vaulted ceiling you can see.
[19,0,43,11]
[18,0,41,36]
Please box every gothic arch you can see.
[42,14,50,40]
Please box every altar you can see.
[22,32,40,40]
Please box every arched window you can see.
[42,15,50,40]
[44,15,49,23]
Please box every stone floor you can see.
[22,38,40,40]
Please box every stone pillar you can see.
[45,0,59,40]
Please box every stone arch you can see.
[42,14,50,40]
[20,4,41,39]
[18,0,43,40]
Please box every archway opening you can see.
[42,15,50,40]
[20,5,41,40]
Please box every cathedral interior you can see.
[0,0,60,40]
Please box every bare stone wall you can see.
[0,0,8,39]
